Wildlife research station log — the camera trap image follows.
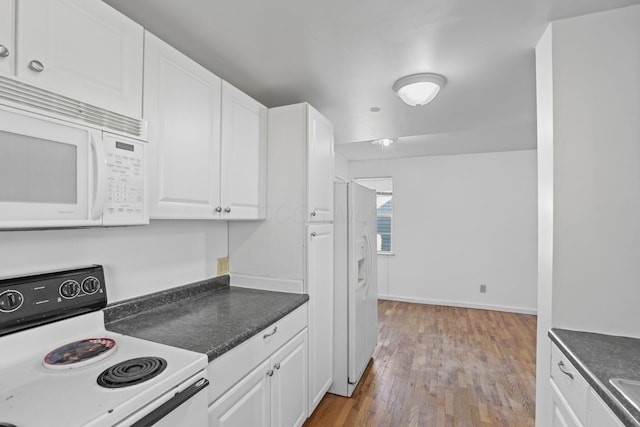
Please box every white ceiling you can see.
[105,0,640,160]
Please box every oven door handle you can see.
[130,377,209,427]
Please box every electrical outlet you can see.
[480,284,487,293]
[217,257,229,275]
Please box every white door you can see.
[17,0,143,117]
[144,31,222,219]
[220,81,267,219]
[208,360,271,427]
[0,0,14,76]
[306,106,334,222]
[270,330,309,427]
[307,223,334,414]
[348,183,378,388]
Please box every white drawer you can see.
[587,388,624,427]
[551,343,590,426]
[206,303,308,404]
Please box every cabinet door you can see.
[553,405,573,427]
[271,329,309,427]
[144,31,222,219]
[307,224,334,414]
[0,0,14,76]
[220,81,267,219]
[307,106,334,222]
[208,359,271,427]
[16,0,143,117]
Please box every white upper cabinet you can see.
[0,0,15,76]
[307,107,335,222]
[144,32,266,220]
[220,81,267,220]
[16,0,144,117]
[144,31,222,219]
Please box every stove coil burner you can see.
[97,357,167,388]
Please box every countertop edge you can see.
[203,296,309,362]
[549,329,640,427]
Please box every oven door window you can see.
[0,108,89,223]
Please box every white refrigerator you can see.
[330,181,378,397]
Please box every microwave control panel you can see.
[103,134,147,225]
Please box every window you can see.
[354,177,393,254]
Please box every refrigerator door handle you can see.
[363,230,372,298]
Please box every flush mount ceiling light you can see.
[392,73,446,106]
[371,138,396,147]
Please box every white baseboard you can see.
[230,273,304,294]
[380,294,537,315]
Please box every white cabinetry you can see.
[15,0,143,117]
[220,81,267,219]
[208,359,271,427]
[307,223,334,412]
[144,32,266,220]
[229,103,335,415]
[0,0,15,76]
[587,389,624,427]
[307,108,334,222]
[550,343,624,427]
[143,31,221,219]
[207,305,308,427]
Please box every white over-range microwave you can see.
[0,96,149,229]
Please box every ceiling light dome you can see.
[371,138,396,147]
[392,73,446,106]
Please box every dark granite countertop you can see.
[550,328,640,427]
[104,275,309,362]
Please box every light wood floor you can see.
[304,300,537,427]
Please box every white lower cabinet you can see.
[550,342,624,427]
[207,305,309,427]
[306,223,334,414]
[208,359,271,427]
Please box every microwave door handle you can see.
[90,132,107,221]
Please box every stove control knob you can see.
[82,276,101,294]
[59,280,80,299]
[0,290,24,312]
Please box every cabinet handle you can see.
[263,326,278,339]
[0,45,9,58]
[29,60,44,72]
[557,361,574,380]
[310,210,317,217]
[214,206,222,213]
[273,362,281,370]
[310,232,317,238]
[224,207,231,213]
[266,369,274,377]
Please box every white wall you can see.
[0,221,228,302]
[335,153,349,182]
[349,149,538,314]
[548,5,640,337]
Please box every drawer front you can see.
[587,388,624,427]
[551,378,584,427]
[551,343,589,425]
[206,303,308,404]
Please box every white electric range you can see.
[0,265,208,427]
